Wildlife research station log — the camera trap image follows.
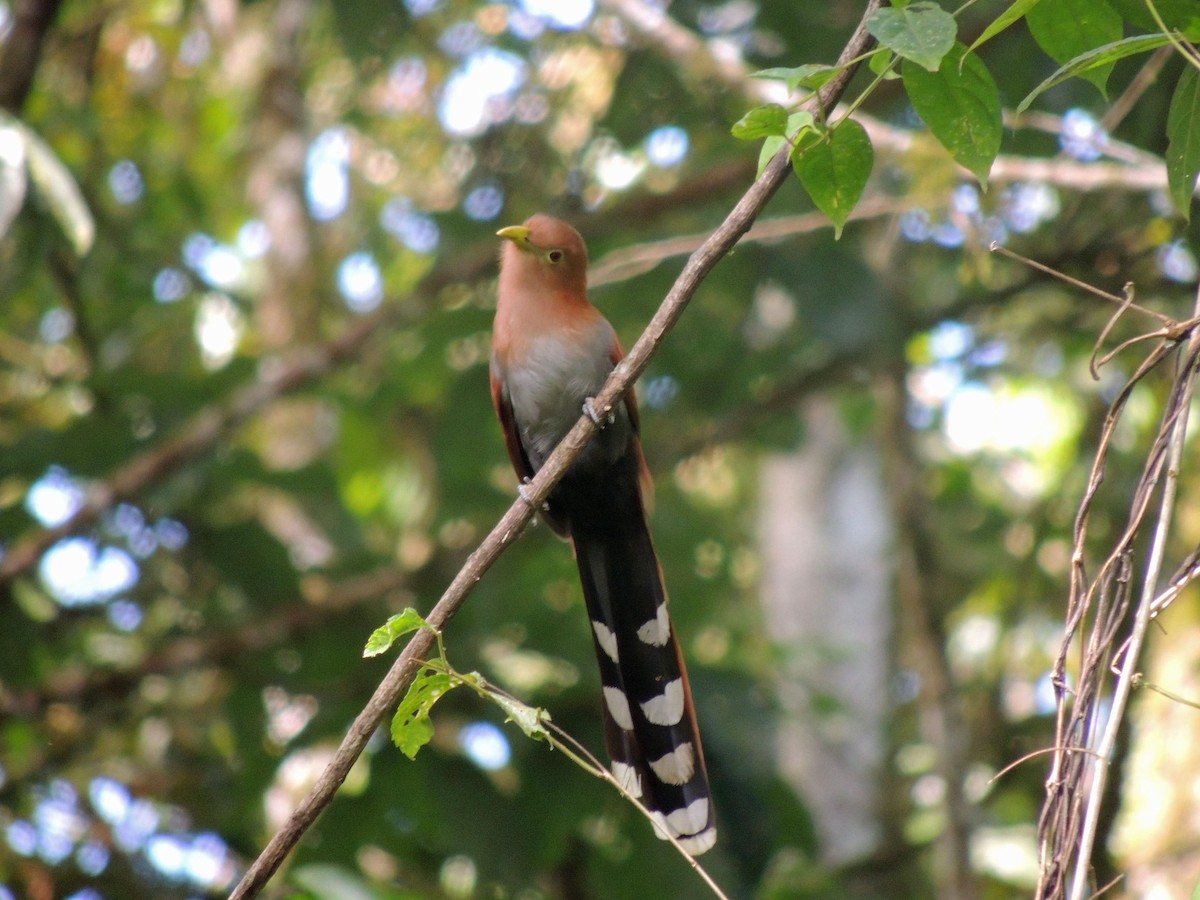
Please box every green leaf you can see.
[755,112,815,178]
[758,135,787,178]
[787,110,815,136]
[867,2,957,72]
[903,43,1002,186]
[1017,33,1175,112]
[793,119,874,238]
[1109,0,1200,33]
[751,64,842,92]
[1026,0,1123,95]
[731,103,788,140]
[364,607,432,657]
[454,669,551,740]
[490,687,552,740]
[1167,66,1200,219]
[391,667,456,760]
[966,0,1045,56]
[19,119,94,256]
[868,48,901,79]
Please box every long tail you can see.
[566,475,716,855]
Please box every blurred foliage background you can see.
[3,0,1200,898]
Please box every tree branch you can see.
[0,300,424,587]
[0,0,63,113]
[227,5,883,896]
[0,151,765,590]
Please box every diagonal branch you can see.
[227,5,883,896]
[0,156,761,591]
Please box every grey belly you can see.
[508,336,630,470]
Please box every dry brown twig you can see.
[1005,240,1200,899]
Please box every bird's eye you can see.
[548,249,564,263]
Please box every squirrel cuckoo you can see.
[490,214,716,855]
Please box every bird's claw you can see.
[583,397,614,427]
[518,480,537,508]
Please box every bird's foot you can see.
[583,397,615,427]
[516,480,535,508]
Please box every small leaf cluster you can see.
[733,0,1200,230]
[364,609,552,760]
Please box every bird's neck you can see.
[495,271,598,358]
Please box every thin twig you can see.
[988,745,1107,786]
[990,244,1170,325]
[1066,282,1200,900]
[538,718,731,900]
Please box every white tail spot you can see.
[639,678,684,726]
[648,742,695,785]
[675,825,717,855]
[603,686,634,730]
[636,603,671,647]
[649,798,715,853]
[611,761,642,798]
[592,620,619,663]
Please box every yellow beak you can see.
[496,225,532,250]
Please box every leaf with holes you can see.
[1167,66,1200,220]
[793,119,874,238]
[903,43,1002,186]
[867,2,957,72]
[391,668,456,760]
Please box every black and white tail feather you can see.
[561,455,716,855]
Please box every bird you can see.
[490,213,716,855]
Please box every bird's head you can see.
[496,214,589,296]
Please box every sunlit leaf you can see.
[867,2,957,71]
[903,43,1002,186]
[793,119,874,238]
[364,607,432,657]
[1167,66,1200,220]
